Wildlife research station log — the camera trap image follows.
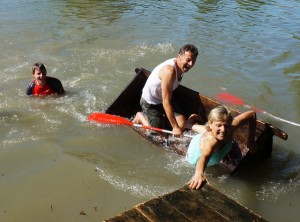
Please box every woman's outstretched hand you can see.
[187,173,208,189]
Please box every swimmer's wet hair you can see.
[32,62,46,73]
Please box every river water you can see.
[0,0,299,221]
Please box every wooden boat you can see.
[105,68,288,173]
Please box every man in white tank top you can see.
[133,44,198,137]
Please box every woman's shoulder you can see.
[201,131,215,140]
[201,132,218,146]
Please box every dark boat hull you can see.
[105,68,288,173]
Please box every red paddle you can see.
[216,92,300,127]
[88,112,193,138]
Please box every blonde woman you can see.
[186,105,257,189]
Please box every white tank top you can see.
[142,58,180,104]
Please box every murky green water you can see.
[0,0,300,221]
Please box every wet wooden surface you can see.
[104,183,267,222]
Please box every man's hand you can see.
[172,125,183,137]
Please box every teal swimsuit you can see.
[186,132,232,166]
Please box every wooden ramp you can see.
[104,184,267,222]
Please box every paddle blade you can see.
[88,112,133,126]
[215,92,244,106]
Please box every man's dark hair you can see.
[178,44,198,57]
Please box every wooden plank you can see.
[135,197,191,222]
[104,184,267,222]
[184,185,267,222]
[105,208,149,222]
[162,187,230,222]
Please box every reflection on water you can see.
[0,0,300,221]
[61,0,133,23]
[236,0,268,11]
[192,0,222,13]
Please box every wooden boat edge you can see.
[134,67,288,141]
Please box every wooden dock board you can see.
[104,183,267,222]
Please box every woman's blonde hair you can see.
[205,105,233,131]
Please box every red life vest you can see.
[32,82,56,96]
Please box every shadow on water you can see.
[233,145,300,201]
